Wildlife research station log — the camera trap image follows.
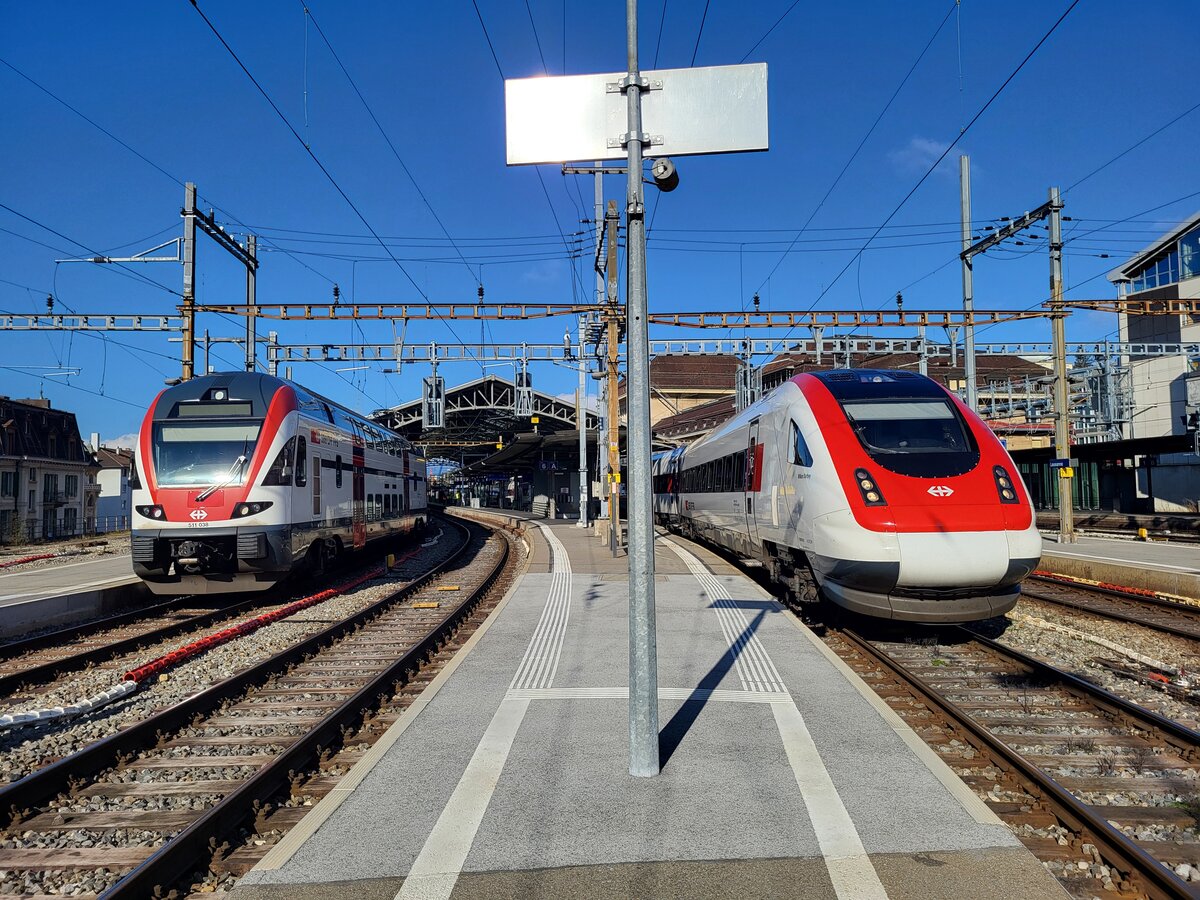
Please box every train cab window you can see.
[842,399,979,477]
[335,455,344,489]
[295,437,308,487]
[790,421,813,467]
[263,436,296,486]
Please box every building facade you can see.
[1106,214,1200,512]
[0,397,99,543]
[88,436,134,533]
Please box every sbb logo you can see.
[189,509,209,520]
[926,485,954,498]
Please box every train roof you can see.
[152,372,415,448]
[804,369,947,402]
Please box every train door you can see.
[351,437,366,549]
[745,420,761,542]
[403,451,411,515]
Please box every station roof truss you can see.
[372,375,600,464]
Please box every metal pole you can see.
[1049,185,1075,543]
[960,156,977,411]
[624,0,660,778]
[606,201,621,557]
[595,164,608,519]
[203,329,211,375]
[577,314,589,527]
[245,234,257,372]
[181,182,197,381]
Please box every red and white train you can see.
[131,372,427,594]
[653,369,1040,623]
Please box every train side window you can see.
[790,420,813,467]
[295,437,308,486]
[335,455,344,489]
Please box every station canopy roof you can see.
[372,375,600,466]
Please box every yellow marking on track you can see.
[436,585,460,592]
[412,601,440,609]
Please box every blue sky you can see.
[1,1,1196,446]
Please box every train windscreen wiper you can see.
[195,454,248,502]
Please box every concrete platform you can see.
[1040,533,1200,599]
[0,554,144,637]
[234,516,1066,900]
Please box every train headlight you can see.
[993,466,1020,504]
[136,504,165,520]
[233,501,273,518]
[853,468,887,506]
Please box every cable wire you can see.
[304,4,479,287]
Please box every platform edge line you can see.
[780,609,1004,828]
[248,532,532,875]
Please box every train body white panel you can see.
[132,373,427,595]
[656,370,1042,624]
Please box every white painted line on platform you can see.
[668,537,887,899]
[773,700,890,900]
[394,697,531,900]
[1044,547,1200,573]
[780,608,1003,828]
[253,526,535,875]
[664,539,787,693]
[510,523,572,691]
[505,686,793,704]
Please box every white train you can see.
[654,369,1041,623]
[131,373,427,594]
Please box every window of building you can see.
[64,508,77,534]
[65,474,78,498]
[43,473,58,498]
[1181,226,1200,281]
[28,467,36,484]
[0,472,14,497]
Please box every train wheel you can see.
[308,540,328,578]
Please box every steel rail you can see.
[1022,581,1200,644]
[105,518,511,898]
[841,628,1195,899]
[0,596,268,697]
[0,593,195,659]
[0,516,473,825]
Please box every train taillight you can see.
[993,466,1020,504]
[853,468,887,506]
[136,504,165,520]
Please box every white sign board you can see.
[505,63,768,165]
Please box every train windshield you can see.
[842,399,978,477]
[152,422,262,487]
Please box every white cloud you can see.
[106,433,140,450]
[888,137,958,178]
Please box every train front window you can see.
[153,422,262,486]
[842,400,978,477]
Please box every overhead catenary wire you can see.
[304,4,480,289]
[793,0,1082,323]
[753,1,958,295]
[471,0,585,305]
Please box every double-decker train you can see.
[653,369,1040,623]
[131,372,427,594]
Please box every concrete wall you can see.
[1146,452,1200,513]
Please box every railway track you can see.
[1023,574,1200,644]
[0,513,522,897]
[827,625,1200,899]
[0,596,268,698]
